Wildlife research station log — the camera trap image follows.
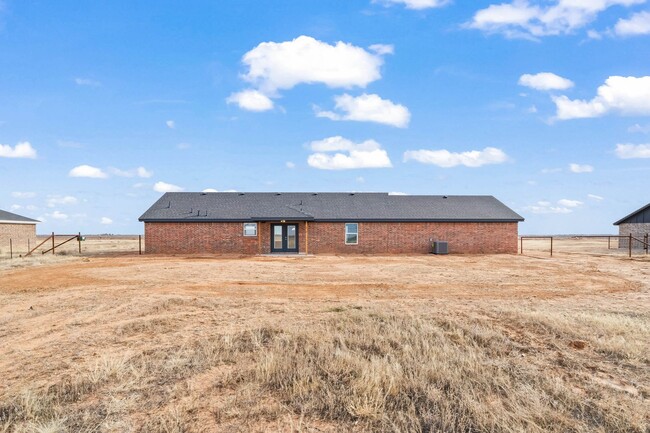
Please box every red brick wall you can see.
[308,222,517,254]
[145,222,260,254]
[144,221,518,254]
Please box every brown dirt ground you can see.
[0,239,649,431]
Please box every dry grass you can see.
[0,247,648,432]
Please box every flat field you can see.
[0,242,648,432]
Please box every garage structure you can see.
[614,202,650,250]
[0,209,39,256]
[139,192,524,255]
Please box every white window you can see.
[345,223,358,245]
[243,222,258,236]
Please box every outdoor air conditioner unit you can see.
[433,241,448,255]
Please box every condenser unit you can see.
[433,241,448,255]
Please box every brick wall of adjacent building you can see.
[0,223,37,257]
[144,221,518,254]
[618,223,650,250]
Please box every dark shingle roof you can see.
[0,209,40,224]
[139,193,524,223]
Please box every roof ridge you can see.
[285,203,315,218]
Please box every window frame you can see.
[243,222,258,237]
[345,223,359,245]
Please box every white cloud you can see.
[403,147,509,168]
[11,191,36,199]
[316,93,411,128]
[587,29,603,39]
[69,165,108,179]
[153,181,184,193]
[10,204,22,211]
[569,163,594,173]
[524,199,581,214]
[0,141,37,159]
[75,77,101,87]
[557,199,583,207]
[374,0,450,9]
[615,11,650,36]
[588,194,604,200]
[541,167,562,174]
[47,195,78,208]
[368,44,395,55]
[628,123,650,133]
[553,76,650,120]
[237,35,386,97]
[166,120,176,129]
[615,143,650,158]
[518,72,574,91]
[226,89,274,111]
[137,167,153,178]
[307,136,392,170]
[468,0,645,39]
[100,217,113,225]
[51,210,68,220]
[201,188,237,193]
[356,176,365,183]
[109,166,153,178]
[388,191,408,195]
[285,161,296,169]
[177,142,191,150]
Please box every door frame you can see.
[270,223,299,253]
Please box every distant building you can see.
[0,209,39,256]
[139,192,524,255]
[614,203,650,250]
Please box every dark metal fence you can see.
[520,234,649,258]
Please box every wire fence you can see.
[0,234,144,259]
[519,234,649,258]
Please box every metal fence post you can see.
[9,239,12,259]
[139,235,142,255]
[52,232,55,255]
[629,233,632,258]
[550,237,553,257]
[608,236,611,249]
[78,232,82,254]
[520,237,523,255]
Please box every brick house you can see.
[614,202,650,250]
[139,192,524,255]
[0,209,39,257]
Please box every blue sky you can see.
[1,0,649,234]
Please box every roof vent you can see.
[201,192,207,196]
[443,196,448,199]
[275,193,281,196]
[238,193,245,196]
[312,193,318,196]
[349,193,355,196]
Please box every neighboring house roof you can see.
[613,202,650,225]
[0,209,40,224]
[139,192,524,223]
